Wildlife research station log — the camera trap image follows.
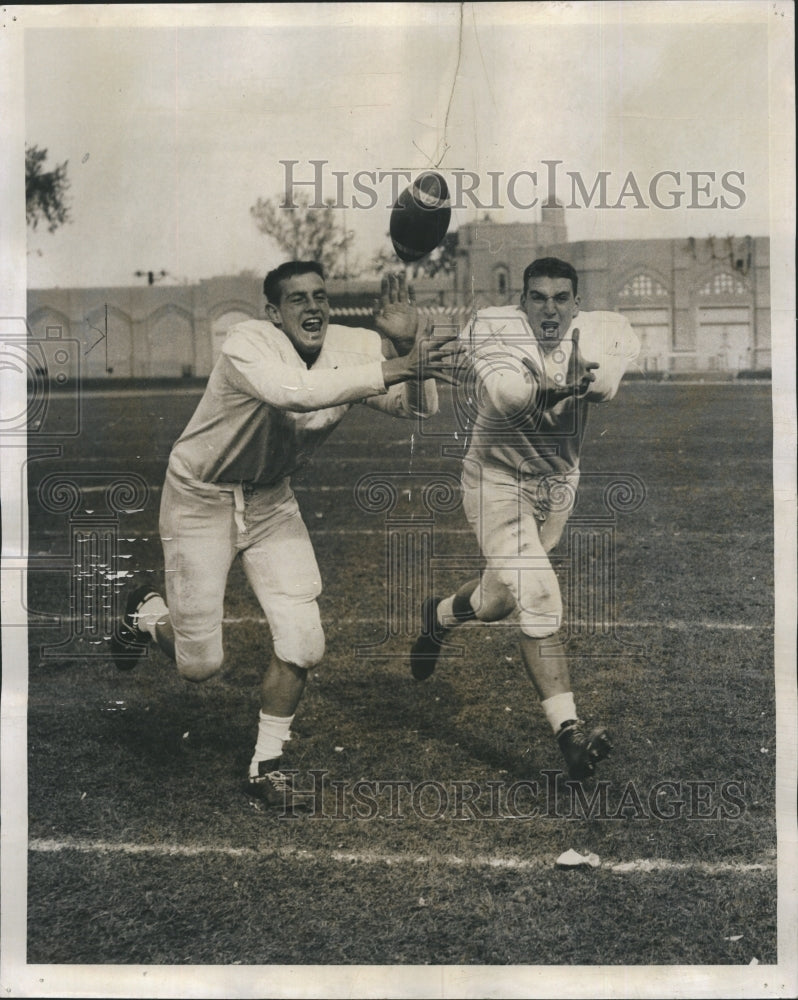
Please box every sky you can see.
[15,3,779,288]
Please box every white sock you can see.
[437,595,455,627]
[541,692,578,734]
[136,594,169,639]
[249,712,294,777]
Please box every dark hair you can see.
[522,257,578,296]
[263,261,326,305]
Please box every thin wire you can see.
[435,2,465,168]
[469,2,495,110]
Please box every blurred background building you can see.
[27,209,770,381]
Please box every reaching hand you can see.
[411,329,463,386]
[568,328,600,397]
[373,272,418,352]
[520,328,600,409]
[382,327,463,388]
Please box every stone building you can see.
[452,206,770,373]
[25,207,769,381]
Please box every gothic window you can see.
[698,271,747,296]
[617,273,669,299]
[147,305,194,377]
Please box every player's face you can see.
[521,276,580,344]
[268,272,331,356]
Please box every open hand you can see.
[382,327,463,388]
[520,328,600,408]
[373,272,418,353]
[406,328,463,386]
[568,328,600,397]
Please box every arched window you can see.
[83,305,133,377]
[615,275,671,371]
[617,273,669,299]
[697,271,748,296]
[147,305,195,377]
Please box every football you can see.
[390,171,452,263]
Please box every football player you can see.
[409,257,640,780]
[110,262,459,807]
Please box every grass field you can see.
[21,380,780,973]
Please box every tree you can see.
[26,144,71,232]
[250,191,357,278]
[371,231,459,280]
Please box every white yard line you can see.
[32,483,446,493]
[26,458,775,470]
[216,616,770,632]
[30,524,773,539]
[26,612,772,632]
[31,527,471,538]
[28,612,771,632]
[29,480,776,496]
[28,836,774,875]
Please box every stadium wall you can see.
[26,227,770,380]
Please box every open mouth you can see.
[541,321,559,337]
[302,317,323,332]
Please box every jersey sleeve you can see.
[471,343,540,416]
[361,330,439,418]
[462,310,542,417]
[363,378,439,418]
[221,325,388,412]
[577,313,640,402]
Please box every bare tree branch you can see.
[250,191,358,278]
[372,232,459,279]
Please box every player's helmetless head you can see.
[520,257,580,344]
[264,261,330,361]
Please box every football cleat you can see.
[109,583,161,671]
[243,758,300,810]
[556,719,613,780]
[409,596,447,681]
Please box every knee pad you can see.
[175,641,225,683]
[519,616,561,639]
[271,598,325,670]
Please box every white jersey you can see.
[168,319,437,489]
[462,305,639,477]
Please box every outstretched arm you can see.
[372,271,461,417]
[522,328,600,409]
[381,329,461,388]
[550,316,641,403]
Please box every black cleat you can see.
[109,584,161,671]
[556,719,613,780]
[409,596,447,681]
[243,758,299,810]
